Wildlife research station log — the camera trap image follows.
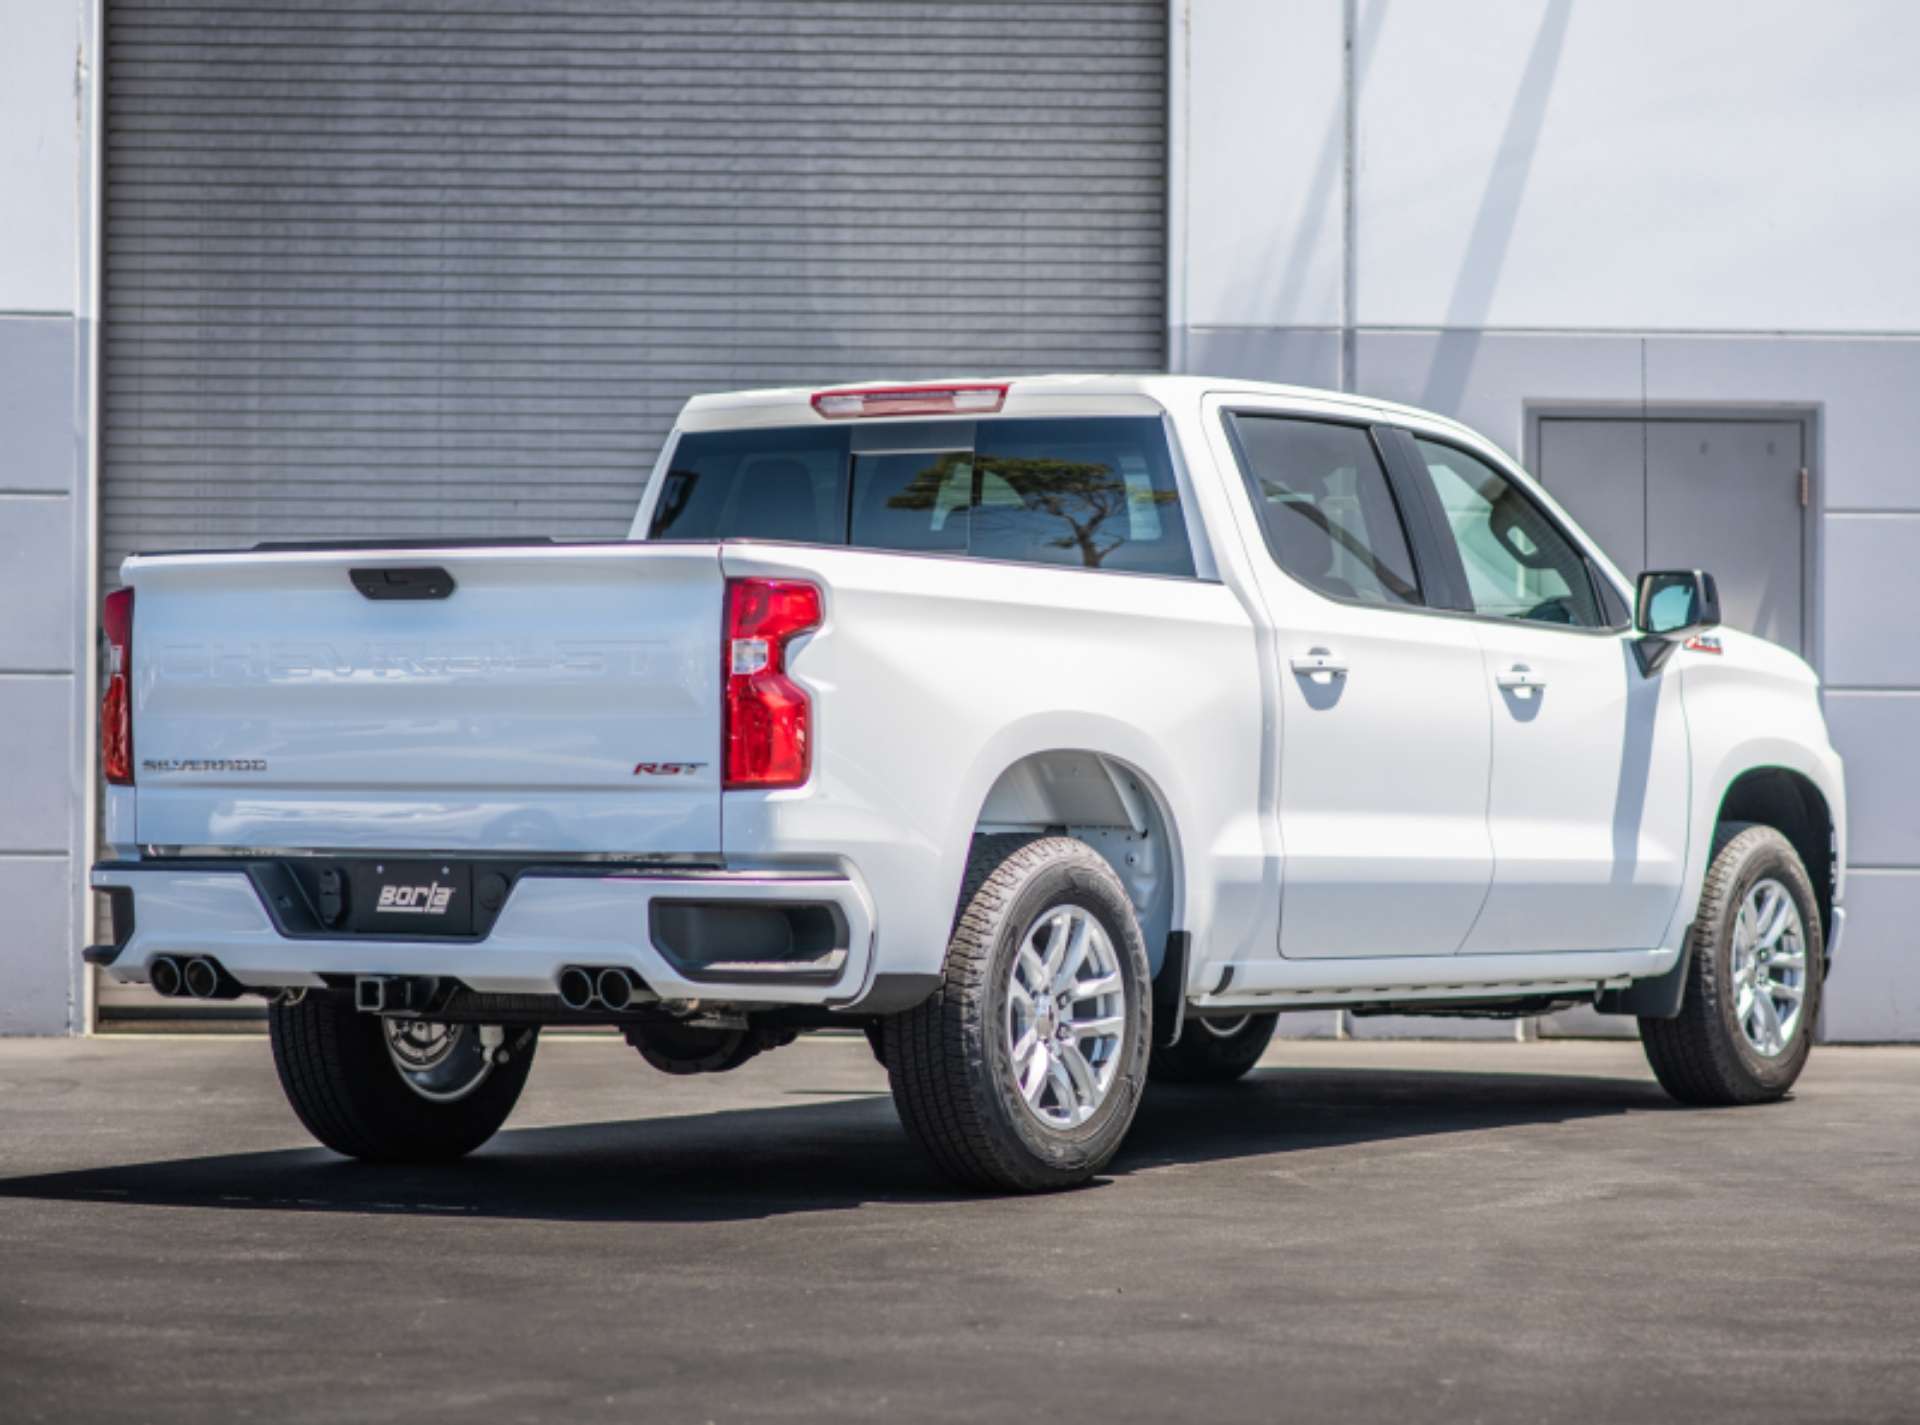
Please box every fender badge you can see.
[1683,634,1723,654]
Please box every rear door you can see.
[126,543,725,855]
[1218,409,1495,959]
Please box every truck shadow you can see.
[0,1064,1671,1225]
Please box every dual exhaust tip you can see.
[557,965,641,1013]
[149,955,239,1001]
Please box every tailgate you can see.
[124,543,724,855]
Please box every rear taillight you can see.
[810,383,1007,419]
[101,587,134,785]
[724,578,822,789]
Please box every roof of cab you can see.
[676,373,1484,445]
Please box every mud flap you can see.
[1152,931,1189,1048]
[1595,939,1691,1020]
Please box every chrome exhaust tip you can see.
[149,955,183,998]
[596,967,635,1012]
[183,957,222,1000]
[557,966,597,1012]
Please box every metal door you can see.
[1535,416,1808,654]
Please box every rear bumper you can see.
[89,860,876,1008]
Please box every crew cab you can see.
[89,376,1847,1191]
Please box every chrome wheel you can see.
[1730,878,1808,1059]
[382,1019,495,1104]
[1004,904,1127,1129]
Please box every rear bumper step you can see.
[89,862,874,1008]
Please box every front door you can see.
[1535,415,1808,653]
[1219,410,1494,959]
[1402,435,1691,954]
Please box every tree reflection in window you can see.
[888,454,1178,569]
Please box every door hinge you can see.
[1799,467,1810,508]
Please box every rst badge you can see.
[633,761,707,776]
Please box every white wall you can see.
[1178,0,1345,334]
[1178,0,1920,344]
[0,0,82,314]
[0,0,94,1033]
[1356,0,1920,333]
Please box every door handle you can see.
[1290,647,1348,682]
[1495,664,1546,697]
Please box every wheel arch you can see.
[970,747,1185,977]
[1715,765,1837,947]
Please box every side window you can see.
[649,427,848,542]
[1412,438,1603,629]
[970,417,1196,576]
[1229,415,1422,606]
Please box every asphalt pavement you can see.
[2,1032,1916,1423]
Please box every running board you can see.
[1189,947,1671,1012]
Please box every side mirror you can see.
[1633,569,1721,673]
[1635,569,1721,637]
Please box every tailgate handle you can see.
[349,566,457,601]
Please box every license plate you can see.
[349,860,474,936]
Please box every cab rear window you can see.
[649,417,1196,578]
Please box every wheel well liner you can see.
[1717,767,1835,946]
[972,750,1181,976]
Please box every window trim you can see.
[1219,408,1437,613]
[1381,427,1632,638]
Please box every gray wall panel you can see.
[1824,517,1920,689]
[1821,872,1920,1042]
[0,856,74,1035]
[1826,693,1920,868]
[102,0,1168,577]
[0,497,78,671]
[0,320,79,493]
[0,676,77,854]
[1179,327,1341,388]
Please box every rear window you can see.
[649,417,1196,578]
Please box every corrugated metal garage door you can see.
[100,0,1168,579]
[96,0,1166,1019]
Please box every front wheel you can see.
[883,835,1153,1193]
[268,991,537,1162]
[1640,823,1822,1106]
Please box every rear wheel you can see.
[884,835,1152,1193]
[1640,823,1822,1106]
[268,991,537,1162]
[1149,1012,1278,1084]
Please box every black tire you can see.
[883,834,1153,1193]
[268,992,537,1163]
[1640,822,1823,1106]
[1149,1012,1278,1084]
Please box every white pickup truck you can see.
[90,376,1846,1192]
